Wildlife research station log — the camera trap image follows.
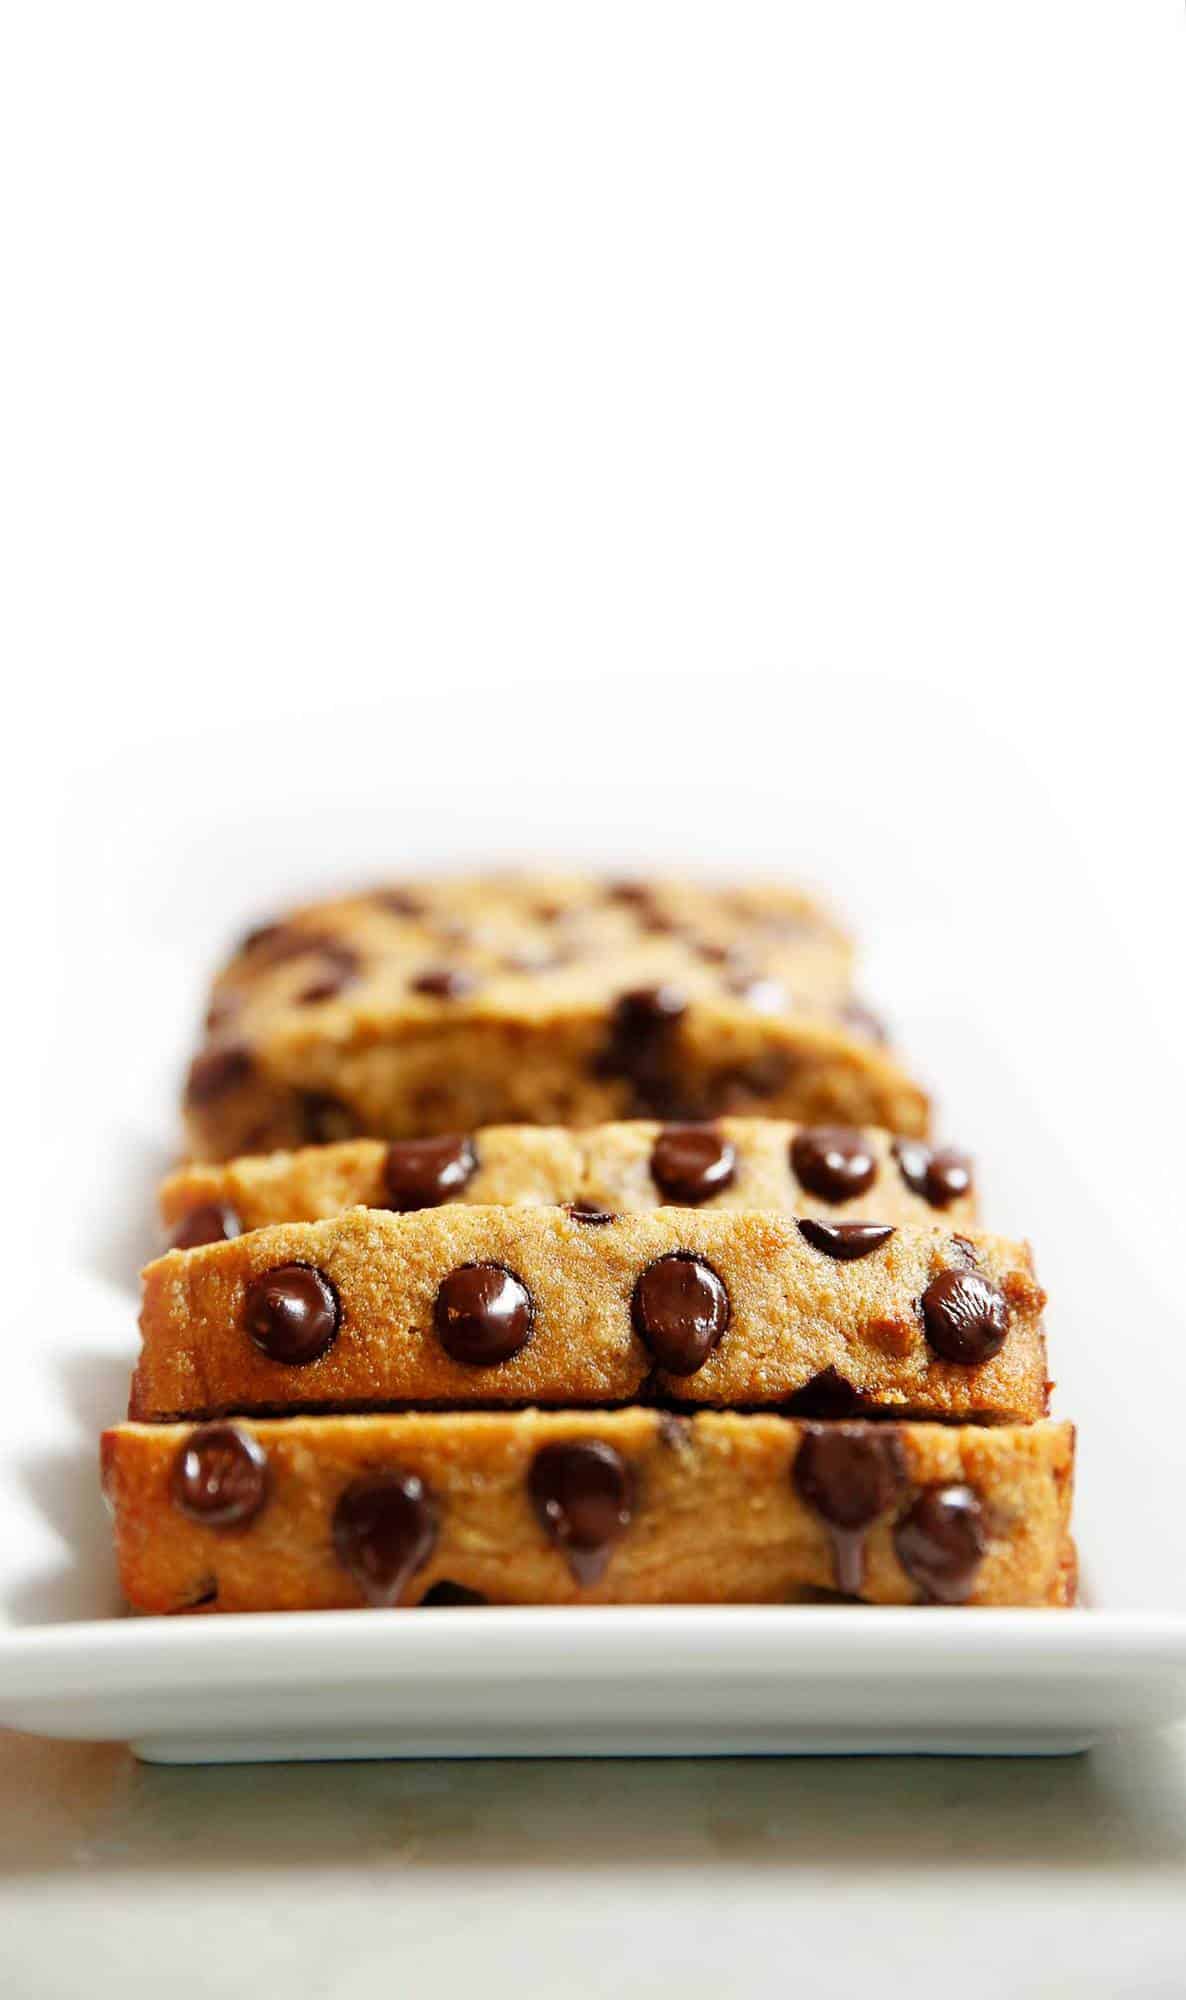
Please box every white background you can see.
[3,3,1186,1995]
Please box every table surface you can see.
[3,1727,1186,1998]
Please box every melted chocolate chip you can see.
[244,1262,341,1364]
[529,1439,634,1585]
[921,1269,1009,1365]
[797,1218,896,1262]
[185,1043,254,1107]
[596,986,689,1115]
[565,1203,618,1225]
[239,921,282,955]
[605,880,653,907]
[420,1579,487,1607]
[295,942,361,1007]
[170,1202,241,1251]
[893,1484,985,1602]
[300,1092,359,1143]
[631,1253,730,1375]
[171,1424,269,1528]
[790,1126,877,1204]
[892,1139,974,1209]
[793,1424,907,1595]
[382,1135,477,1211]
[374,888,426,917]
[433,1262,534,1366]
[332,1472,437,1606]
[411,967,477,1000]
[240,925,336,970]
[783,1368,868,1418]
[650,1125,736,1205]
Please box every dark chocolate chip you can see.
[420,1579,487,1607]
[797,1218,896,1262]
[596,985,688,1115]
[793,1424,907,1595]
[332,1472,437,1607]
[893,1484,986,1602]
[300,1092,359,1143]
[433,1262,534,1366]
[239,921,282,955]
[925,1148,974,1208]
[529,1439,634,1585]
[185,1043,254,1107]
[382,1135,477,1212]
[650,1125,736,1205]
[240,925,336,970]
[171,1423,269,1529]
[790,1126,877,1204]
[631,1253,730,1375]
[783,1368,868,1418]
[295,942,361,1007]
[920,1268,1009,1365]
[170,1202,241,1251]
[373,888,426,917]
[565,1203,618,1225]
[244,1262,341,1364]
[893,1139,974,1209]
[411,966,477,1000]
[793,1425,907,1529]
[605,880,654,906]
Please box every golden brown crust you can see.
[161,1117,976,1240]
[132,1206,1047,1421]
[101,1410,1076,1613]
[182,875,927,1158]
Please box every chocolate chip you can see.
[296,969,351,1005]
[332,1472,437,1606]
[790,1126,877,1203]
[240,925,335,970]
[240,921,282,955]
[631,1253,730,1374]
[797,1219,896,1262]
[420,1579,487,1607]
[411,967,477,1000]
[295,942,361,1007]
[793,1425,907,1528]
[300,1092,358,1143]
[170,1202,241,1251]
[793,1424,907,1595]
[374,888,426,917]
[893,1139,974,1209]
[921,1269,1009,1365]
[171,1424,269,1528]
[650,1125,736,1205]
[529,1439,634,1585]
[565,1203,618,1225]
[596,985,688,1115]
[605,880,653,906]
[382,1135,477,1211]
[783,1368,868,1418]
[893,1484,985,1602]
[433,1262,534,1366]
[185,1043,254,1107]
[244,1262,341,1364]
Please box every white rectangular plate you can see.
[6,801,1186,1760]
[3,1606,1186,1762]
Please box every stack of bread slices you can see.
[103,874,1075,1613]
